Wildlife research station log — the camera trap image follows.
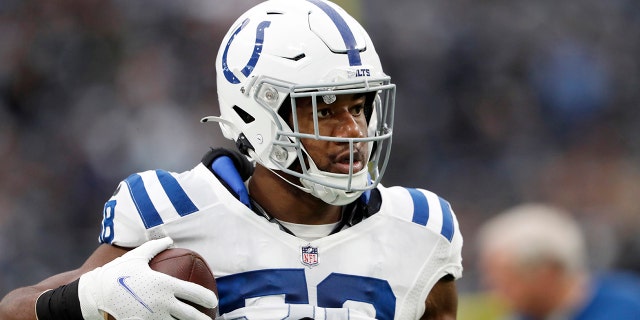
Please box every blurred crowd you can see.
[365,0,640,292]
[1,0,639,300]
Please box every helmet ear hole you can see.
[235,133,254,156]
[233,106,255,124]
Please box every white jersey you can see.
[99,162,463,320]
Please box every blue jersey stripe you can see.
[407,188,456,242]
[307,0,362,66]
[439,197,455,242]
[125,174,163,229]
[407,188,429,226]
[217,269,309,314]
[155,170,198,217]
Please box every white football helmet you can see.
[202,0,395,205]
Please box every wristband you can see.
[35,279,84,320]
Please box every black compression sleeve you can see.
[35,279,84,320]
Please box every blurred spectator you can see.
[472,203,640,320]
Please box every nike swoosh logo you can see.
[117,276,154,313]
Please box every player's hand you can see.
[77,237,218,320]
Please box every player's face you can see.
[293,93,370,175]
[480,250,559,317]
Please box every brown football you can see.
[106,248,218,320]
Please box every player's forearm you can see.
[0,286,42,320]
[0,245,129,320]
[0,269,84,320]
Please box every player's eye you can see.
[317,108,332,119]
[350,105,364,117]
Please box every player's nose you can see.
[333,110,365,139]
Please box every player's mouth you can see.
[332,150,365,174]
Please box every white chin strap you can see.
[299,159,368,206]
[247,148,368,206]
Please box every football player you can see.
[0,0,463,319]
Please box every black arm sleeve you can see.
[35,279,84,320]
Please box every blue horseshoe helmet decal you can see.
[222,18,271,84]
[222,1,363,84]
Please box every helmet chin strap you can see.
[300,177,365,206]
[246,148,314,194]
[248,148,366,206]
[294,145,368,206]
[299,159,367,206]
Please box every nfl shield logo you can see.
[301,244,319,267]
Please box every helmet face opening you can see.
[248,76,395,203]
[208,0,396,204]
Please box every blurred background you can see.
[1,0,639,313]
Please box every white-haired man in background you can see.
[476,203,640,320]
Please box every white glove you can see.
[78,237,218,320]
